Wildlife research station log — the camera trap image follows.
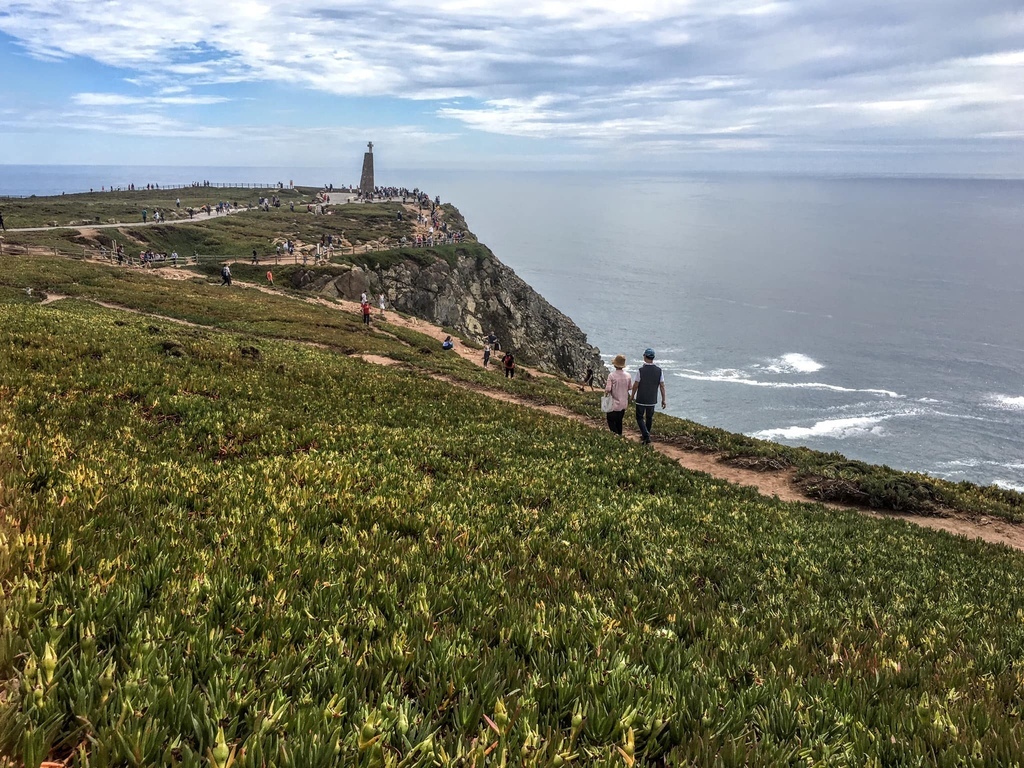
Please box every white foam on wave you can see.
[994,479,1024,494]
[751,414,890,441]
[675,370,902,398]
[987,394,1024,411]
[940,459,1024,471]
[760,353,824,374]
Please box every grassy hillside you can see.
[2,283,1024,766]
[0,248,1020,524]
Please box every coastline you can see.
[1,184,1023,529]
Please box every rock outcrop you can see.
[288,245,604,380]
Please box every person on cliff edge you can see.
[630,348,666,445]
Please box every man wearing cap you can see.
[631,348,666,445]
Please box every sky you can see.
[1,0,1022,175]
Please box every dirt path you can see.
[35,288,1024,552]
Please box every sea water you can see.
[429,172,1024,493]
[2,166,1023,491]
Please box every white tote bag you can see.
[600,394,615,413]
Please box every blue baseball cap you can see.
[644,348,656,359]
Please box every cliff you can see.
[288,243,605,380]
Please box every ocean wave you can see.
[939,459,1024,471]
[758,353,824,374]
[986,394,1024,411]
[675,370,902,398]
[750,414,890,441]
[993,479,1024,493]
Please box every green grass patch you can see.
[3,300,1024,765]
[0,187,317,229]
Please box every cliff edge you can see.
[289,241,604,381]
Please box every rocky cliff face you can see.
[288,246,604,380]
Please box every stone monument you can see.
[359,142,374,198]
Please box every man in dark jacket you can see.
[630,348,666,445]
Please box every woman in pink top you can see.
[604,354,631,435]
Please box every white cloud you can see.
[72,92,230,106]
[0,0,1022,159]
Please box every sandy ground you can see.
[30,276,1024,553]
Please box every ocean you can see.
[3,166,1023,491]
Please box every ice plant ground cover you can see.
[2,297,1024,767]
[0,251,1020,523]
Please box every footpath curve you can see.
[35,277,1024,553]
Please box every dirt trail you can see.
[34,284,1024,552]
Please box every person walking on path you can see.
[502,351,516,379]
[220,264,232,286]
[630,348,666,445]
[142,209,147,223]
[378,293,386,319]
[604,355,631,436]
[251,249,259,265]
[361,299,371,326]
[266,270,274,286]
[483,344,491,367]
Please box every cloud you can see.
[72,92,230,106]
[0,0,1022,160]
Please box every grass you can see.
[3,299,1024,766]
[0,187,318,229]
[0,251,1020,524]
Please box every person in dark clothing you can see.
[220,264,232,286]
[630,348,666,445]
[0,210,5,231]
[502,352,515,379]
[483,344,491,367]
[251,249,259,265]
[582,366,596,390]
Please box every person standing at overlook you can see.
[630,348,666,445]
[604,355,631,436]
